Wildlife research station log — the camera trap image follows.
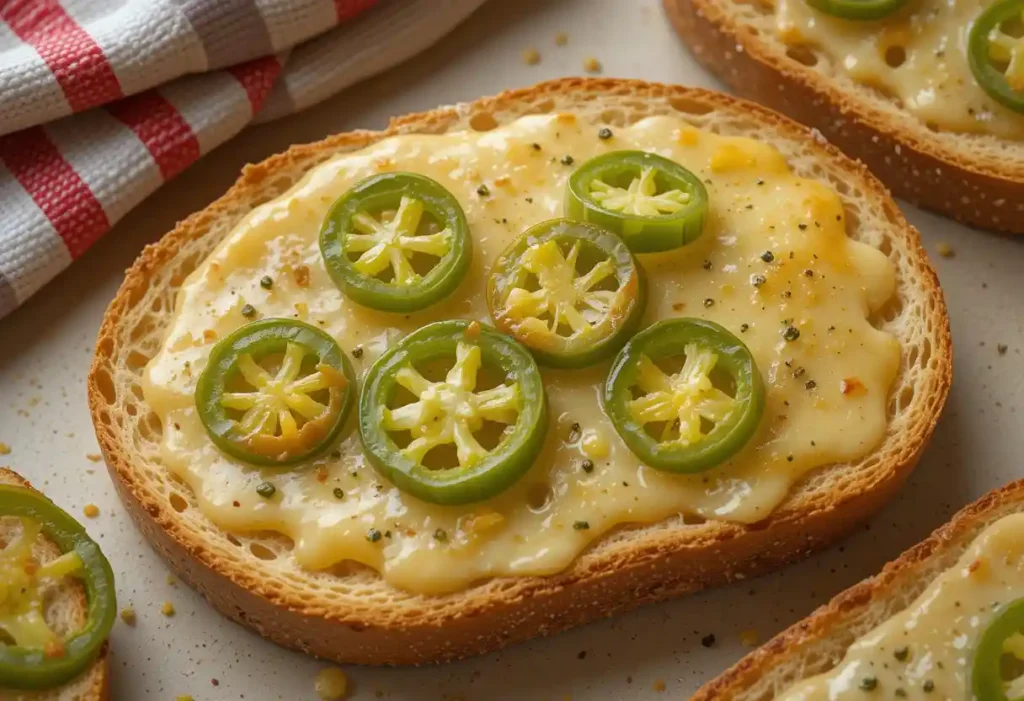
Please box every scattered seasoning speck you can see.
[433,528,449,542]
[598,127,613,140]
[740,323,749,332]
[703,260,713,270]
[0,442,11,455]
[577,650,587,660]
[584,57,602,73]
[652,679,666,692]
[786,454,794,462]
[793,367,805,378]
[751,274,766,287]
[352,346,364,358]
[703,298,715,308]
[761,250,775,263]
[521,48,540,65]
[573,520,590,530]
[805,379,817,390]
[120,607,136,626]
[997,343,1008,355]
[366,528,382,543]
[294,265,311,287]
[86,453,102,462]
[83,504,99,518]
[783,326,801,341]
[555,31,569,46]
[803,269,814,277]
[701,634,716,648]
[476,184,490,197]
[798,223,808,230]
[560,155,575,165]
[241,303,256,317]
[256,482,276,498]
[260,275,273,289]
[333,488,345,499]
[580,459,595,474]
[859,676,878,691]
[161,601,175,617]
[923,680,934,693]
[894,646,909,661]
[936,242,954,258]
[531,142,541,151]
[895,690,907,698]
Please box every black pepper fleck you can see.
[561,155,575,165]
[783,326,800,341]
[256,482,276,498]
[573,520,590,530]
[701,634,716,648]
[366,528,382,543]
[433,528,448,542]
[260,275,273,289]
[761,250,775,263]
[598,127,613,140]
[241,304,256,317]
[476,184,490,197]
[333,488,344,499]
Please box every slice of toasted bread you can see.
[662,0,1024,234]
[87,78,951,665]
[691,480,1024,700]
[0,468,109,701]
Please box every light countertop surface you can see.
[1,0,1022,699]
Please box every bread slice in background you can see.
[662,0,1024,234]
[88,78,951,664]
[692,480,1024,700]
[0,468,109,701]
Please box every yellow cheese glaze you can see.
[777,513,1024,700]
[773,0,1024,139]
[142,114,899,594]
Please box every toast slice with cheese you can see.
[0,468,109,701]
[87,78,951,664]
[692,480,1024,700]
[662,0,1024,234]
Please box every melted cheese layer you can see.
[777,513,1024,700]
[143,114,899,594]
[773,0,1024,139]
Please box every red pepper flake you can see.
[840,377,866,396]
[43,639,66,659]
[316,466,329,483]
[293,265,311,288]
[23,560,39,576]
[465,321,482,339]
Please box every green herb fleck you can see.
[573,520,590,530]
[859,677,877,691]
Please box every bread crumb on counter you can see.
[175,696,194,701]
[315,667,348,700]
[83,504,100,518]
[936,242,954,258]
[555,31,568,46]
[86,453,102,462]
[653,679,667,692]
[583,57,602,74]
[120,607,137,626]
[522,48,541,65]
[0,442,10,455]
[161,601,176,617]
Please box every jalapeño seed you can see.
[783,326,801,342]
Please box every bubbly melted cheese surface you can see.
[774,0,1024,139]
[143,114,899,594]
[777,513,1024,700]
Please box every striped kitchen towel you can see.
[0,0,486,319]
